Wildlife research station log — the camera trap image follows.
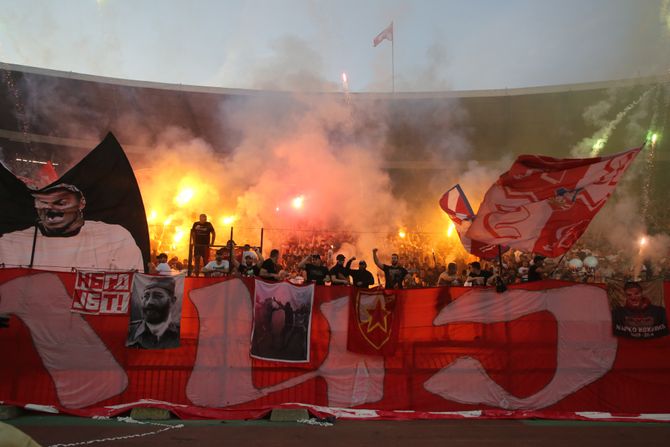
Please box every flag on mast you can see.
[373,22,393,47]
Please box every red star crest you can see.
[355,290,396,350]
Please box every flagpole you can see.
[391,21,395,93]
[495,245,507,293]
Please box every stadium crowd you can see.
[148,218,670,288]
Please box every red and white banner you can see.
[373,22,393,47]
[439,184,500,259]
[1,269,670,420]
[466,147,641,257]
[71,271,133,315]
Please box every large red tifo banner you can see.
[1,268,670,421]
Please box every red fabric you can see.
[37,161,59,188]
[373,22,393,47]
[466,148,641,257]
[1,269,670,421]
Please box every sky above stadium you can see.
[1,0,669,92]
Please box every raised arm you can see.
[297,254,311,270]
[255,248,264,267]
[372,248,384,270]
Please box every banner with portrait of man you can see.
[607,279,668,339]
[251,280,314,362]
[126,273,184,349]
[0,133,150,272]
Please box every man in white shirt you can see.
[155,252,174,275]
[202,248,235,277]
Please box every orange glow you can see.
[221,215,237,226]
[292,195,304,209]
[639,236,648,247]
[148,210,158,224]
[174,187,195,207]
[398,230,407,239]
[173,228,186,244]
[446,221,455,238]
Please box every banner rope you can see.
[47,416,184,447]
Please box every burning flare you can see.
[292,195,304,209]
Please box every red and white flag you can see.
[439,184,500,259]
[465,147,641,257]
[373,22,393,47]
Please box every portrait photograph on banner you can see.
[607,279,668,339]
[0,133,150,273]
[126,273,184,349]
[251,280,314,362]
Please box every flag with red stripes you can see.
[373,22,393,47]
[439,184,500,259]
[465,147,641,257]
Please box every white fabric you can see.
[0,273,128,408]
[425,285,617,410]
[186,281,384,408]
[0,221,143,271]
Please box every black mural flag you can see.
[0,133,150,272]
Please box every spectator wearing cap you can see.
[348,258,376,288]
[0,182,143,272]
[298,253,331,285]
[242,244,259,263]
[329,254,350,285]
[126,276,180,349]
[239,249,264,277]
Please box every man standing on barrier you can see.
[190,214,215,277]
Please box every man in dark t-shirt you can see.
[466,261,492,286]
[329,254,350,285]
[348,258,376,288]
[298,253,331,285]
[239,253,262,277]
[190,214,215,277]
[260,249,287,281]
[373,248,409,289]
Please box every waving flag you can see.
[439,184,500,259]
[373,22,393,47]
[465,147,641,257]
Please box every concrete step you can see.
[269,408,310,422]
